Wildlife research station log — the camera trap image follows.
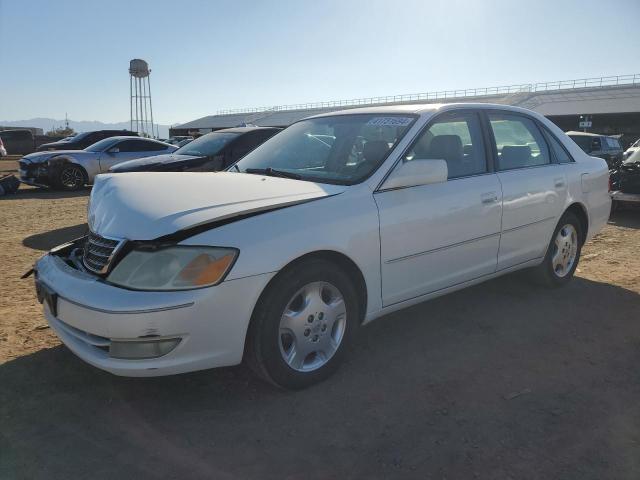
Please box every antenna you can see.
[129,59,157,138]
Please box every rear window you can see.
[568,135,592,153]
[606,137,621,149]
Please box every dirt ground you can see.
[1,182,639,479]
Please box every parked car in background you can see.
[165,136,193,145]
[0,129,61,155]
[610,148,640,208]
[36,130,139,152]
[623,138,640,159]
[0,137,6,157]
[567,131,624,168]
[33,104,610,389]
[20,136,177,190]
[110,127,281,173]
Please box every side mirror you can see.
[108,147,120,154]
[382,159,448,190]
[590,139,601,152]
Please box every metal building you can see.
[170,74,640,146]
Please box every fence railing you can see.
[215,74,640,116]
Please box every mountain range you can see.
[0,118,171,139]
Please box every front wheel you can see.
[532,211,583,287]
[245,259,360,389]
[54,165,86,191]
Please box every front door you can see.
[375,110,503,306]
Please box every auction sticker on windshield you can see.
[366,117,414,127]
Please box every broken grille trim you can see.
[83,232,126,275]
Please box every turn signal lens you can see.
[178,253,236,286]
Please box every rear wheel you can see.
[532,211,582,287]
[54,165,85,191]
[245,259,359,389]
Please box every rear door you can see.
[376,109,503,306]
[486,111,567,270]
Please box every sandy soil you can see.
[1,185,639,479]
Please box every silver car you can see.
[19,136,178,190]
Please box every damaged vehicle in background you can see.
[36,129,139,151]
[31,104,610,389]
[610,148,640,209]
[109,127,281,173]
[19,136,177,190]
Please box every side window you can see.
[606,137,620,150]
[243,131,267,151]
[543,130,574,164]
[256,129,279,143]
[488,113,550,170]
[403,111,487,179]
[229,134,257,161]
[145,141,170,151]
[116,139,161,152]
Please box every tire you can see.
[54,164,86,191]
[610,200,619,215]
[532,211,583,288]
[245,258,360,389]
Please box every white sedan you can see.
[32,103,610,389]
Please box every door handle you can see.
[554,177,566,188]
[481,192,499,204]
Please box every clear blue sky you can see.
[0,0,638,125]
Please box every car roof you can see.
[566,131,615,138]
[212,126,282,134]
[107,136,163,142]
[306,102,547,119]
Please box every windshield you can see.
[176,132,239,157]
[232,114,416,185]
[85,137,118,152]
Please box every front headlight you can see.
[106,246,238,291]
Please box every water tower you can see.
[129,59,157,138]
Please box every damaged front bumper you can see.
[19,161,52,187]
[33,239,274,376]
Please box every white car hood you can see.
[88,172,347,240]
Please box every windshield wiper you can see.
[245,167,302,180]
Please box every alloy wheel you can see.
[278,281,347,372]
[60,167,84,189]
[551,224,578,278]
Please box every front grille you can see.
[83,232,125,274]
